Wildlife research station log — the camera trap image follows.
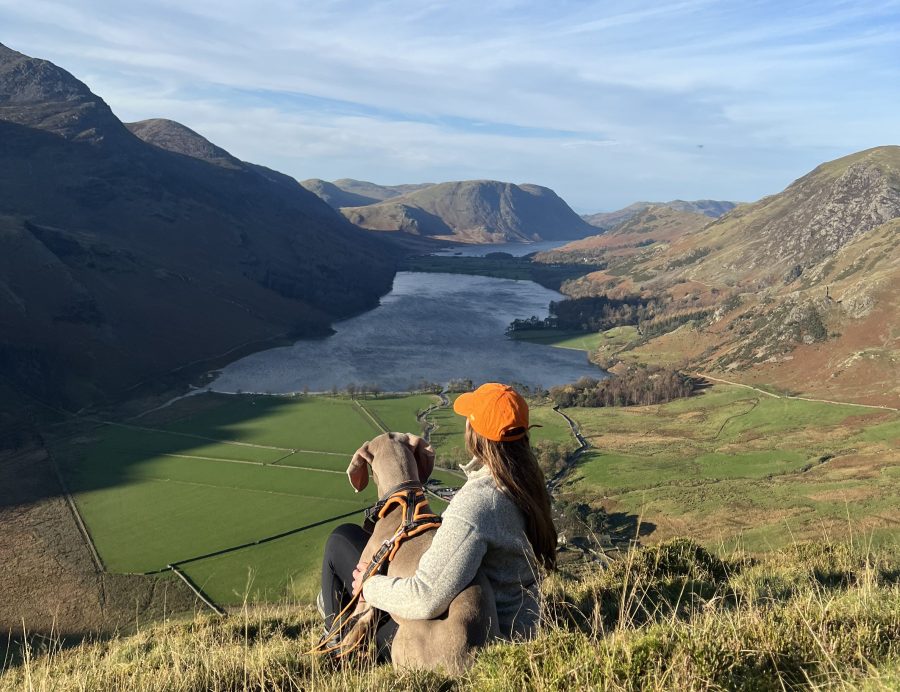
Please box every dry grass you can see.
[4,538,900,691]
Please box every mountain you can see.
[0,43,395,417]
[553,147,900,405]
[341,180,597,243]
[549,206,712,258]
[299,179,383,208]
[300,178,435,209]
[332,178,435,201]
[125,118,243,169]
[584,199,738,230]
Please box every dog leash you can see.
[309,484,442,659]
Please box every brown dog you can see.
[341,432,499,673]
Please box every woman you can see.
[319,382,557,652]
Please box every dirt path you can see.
[547,405,591,492]
[695,373,900,412]
[417,390,449,444]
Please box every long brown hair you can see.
[465,425,557,571]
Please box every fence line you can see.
[144,507,368,575]
[46,449,106,573]
[168,564,226,615]
[354,400,388,432]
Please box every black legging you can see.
[321,523,398,658]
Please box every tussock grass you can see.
[4,539,900,691]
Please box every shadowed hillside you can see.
[0,43,396,419]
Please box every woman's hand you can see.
[352,560,371,599]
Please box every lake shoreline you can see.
[207,271,607,396]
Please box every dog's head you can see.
[346,432,435,493]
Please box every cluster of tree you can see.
[549,366,694,408]
[320,382,385,398]
[555,499,607,533]
[532,439,577,478]
[666,246,711,269]
[794,305,828,342]
[551,295,656,332]
[507,295,656,334]
[637,309,712,339]
[553,498,609,552]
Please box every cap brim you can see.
[453,392,476,417]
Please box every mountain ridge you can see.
[341,179,597,243]
[0,44,396,415]
[583,199,738,230]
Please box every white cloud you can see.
[1,0,898,209]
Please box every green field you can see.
[510,325,639,355]
[562,384,900,551]
[50,390,578,605]
[51,382,893,607]
[52,393,474,605]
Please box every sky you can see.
[1,0,899,211]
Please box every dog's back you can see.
[386,529,499,673]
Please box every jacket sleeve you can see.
[361,509,488,620]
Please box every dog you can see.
[340,431,499,673]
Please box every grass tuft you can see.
[4,538,900,690]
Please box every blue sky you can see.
[1,0,898,211]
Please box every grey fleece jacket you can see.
[362,458,541,640]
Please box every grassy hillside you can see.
[536,148,900,407]
[583,199,738,229]
[560,384,900,550]
[4,539,899,690]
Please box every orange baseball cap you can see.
[453,383,530,442]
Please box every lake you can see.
[209,272,604,394]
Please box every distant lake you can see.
[209,272,604,393]
[432,239,571,257]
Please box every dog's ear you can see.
[407,434,435,483]
[347,443,373,492]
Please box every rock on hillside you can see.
[126,118,243,169]
[0,42,128,144]
[711,147,900,269]
[342,180,597,243]
[584,199,738,230]
[0,43,395,415]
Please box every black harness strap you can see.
[363,480,423,526]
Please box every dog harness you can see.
[362,481,443,567]
[310,481,442,658]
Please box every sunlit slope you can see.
[549,147,900,404]
[341,180,596,243]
